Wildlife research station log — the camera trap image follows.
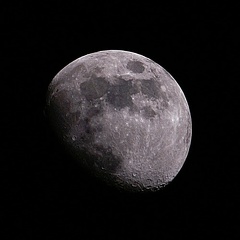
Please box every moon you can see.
[46,50,192,192]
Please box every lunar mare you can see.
[46,50,192,192]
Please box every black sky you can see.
[1,2,239,239]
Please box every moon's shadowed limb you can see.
[46,50,192,192]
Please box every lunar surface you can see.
[46,50,192,192]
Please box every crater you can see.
[126,60,145,73]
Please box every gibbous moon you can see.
[46,50,192,192]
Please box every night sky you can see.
[2,2,239,239]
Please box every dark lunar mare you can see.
[79,75,164,118]
[126,60,145,73]
[106,78,138,110]
[80,75,109,100]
